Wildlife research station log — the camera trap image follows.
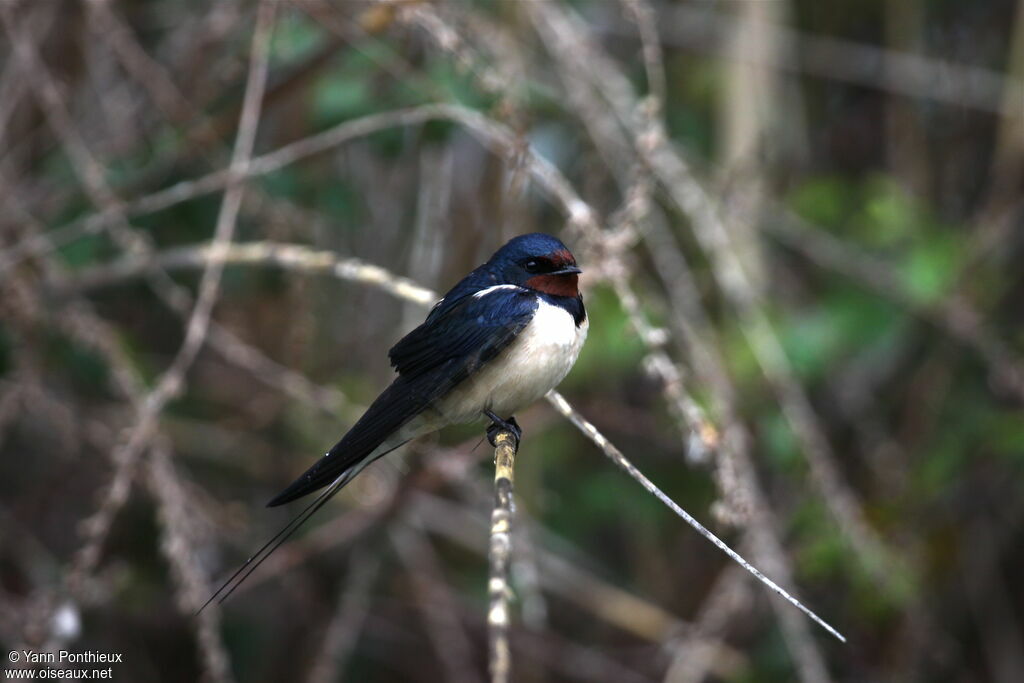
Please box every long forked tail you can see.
[197,441,407,615]
[267,378,423,507]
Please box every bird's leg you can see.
[484,410,521,449]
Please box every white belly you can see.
[434,299,588,423]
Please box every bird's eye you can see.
[524,260,541,273]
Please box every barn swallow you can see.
[203,233,587,609]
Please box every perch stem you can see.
[488,429,518,683]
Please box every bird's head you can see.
[489,233,582,298]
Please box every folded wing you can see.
[266,287,537,506]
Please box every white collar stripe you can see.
[472,284,526,299]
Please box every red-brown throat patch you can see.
[525,273,579,298]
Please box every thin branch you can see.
[531,0,899,599]
[415,490,693,644]
[2,5,323,607]
[0,4,184,585]
[67,0,276,584]
[147,442,235,683]
[1,102,587,274]
[663,567,751,683]
[305,551,380,683]
[621,0,667,111]
[619,3,1024,115]
[391,525,480,683]
[488,430,518,683]
[528,6,839,670]
[54,240,437,306]
[544,391,846,643]
[641,219,831,680]
[764,209,1024,402]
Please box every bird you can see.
[201,232,587,610]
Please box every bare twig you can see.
[641,219,830,680]
[526,5,838,669]
[533,0,898,599]
[2,4,321,607]
[605,234,718,463]
[545,391,845,643]
[71,0,276,585]
[0,4,178,585]
[765,209,1024,401]
[488,430,518,683]
[147,442,235,683]
[55,240,436,304]
[305,551,380,683]
[663,567,751,683]
[618,3,1024,115]
[391,525,480,683]
[415,491,690,643]
[414,488,752,675]
[1,102,587,274]
[621,0,666,111]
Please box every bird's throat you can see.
[525,273,579,298]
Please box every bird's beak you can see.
[551,265,581,276]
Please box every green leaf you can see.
[899,235,962,304]
[857,175,922,247]
[789,176,855,229]
[313,75,371,123]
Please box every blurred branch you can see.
[526,5,840,671]
[651,86,901,600]
[2,4,333,611]
[414,491,694,645]
[639,218,832,680]
[765,210,1024,401]
[85,0,220,145]
[663,567,751,683]
[529,1,900,600]
[305,551,380,683]
[0,6,55,154]
[64,0,276,588]
[391,525,480,683]
[544,391,844,643]
[55,240,437,306]
[2,103,578,273]
[488,430,518,683]
[972,0,1024,254]
[143,0,274,433]
[3,2,352,421]
[621,0,666,111]
[607,3,1024,115]
[606,184,719,462]
[0,3,199,587]
[147,442,234,683]
[413,485,751,680]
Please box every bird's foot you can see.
[484,410,521,449]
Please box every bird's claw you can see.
[484,411,521,449]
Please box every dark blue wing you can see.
[267,287,536,506]
[389,286,536,378]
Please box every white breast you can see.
[435,298,588,424]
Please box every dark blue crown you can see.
[488,233,572,264]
